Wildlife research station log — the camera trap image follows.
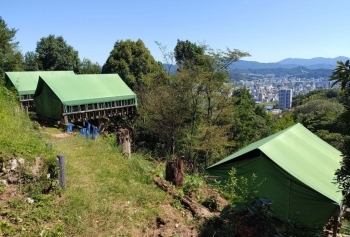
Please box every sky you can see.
[1,0,350,66]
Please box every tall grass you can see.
[0,86,54,163]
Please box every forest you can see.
[2,15,350,236]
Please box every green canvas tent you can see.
[34,73,137,120]
[5,71,75,108]
[5,71,75,96]
[206,123,343,228]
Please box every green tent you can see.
[206,123,342,228]
[34,73,137,120]
[5,71,75,96]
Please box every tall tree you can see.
[229,88,273,151]
[79,58,101,74]
[0,17,23,80]
[23,51,39,71]
[36,35,80,72]
[102,39,163,90]
[174,39,205,67]
[138,40,250,172]
[329,60,350,203]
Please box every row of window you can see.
[64,99,136,113]
[20,94,33,100]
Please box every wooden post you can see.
[64,115,68,126]
[57,154,66,189]
[13,107,19,116]
[117,128,131,158]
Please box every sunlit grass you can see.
[50,134,171,236]
[0,86,177,236]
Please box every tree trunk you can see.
[165,156,184,187]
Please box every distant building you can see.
[278,89,293,110]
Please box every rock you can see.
[26,197,34,204]
[18,158,25,165]
[10,158,18,170]
[1,179,9,187]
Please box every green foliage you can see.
[293,98,344,147]
[272,111,296,133]
[183,174,204,197]
[328,61,350,199]
[0,17,23,81]
[137,41,252,172]
[174,39,205,67]
[23,51,39,71]
[201,195,219,212]
[292,88,342,107]
[340,219,350,235]
[221,168,266,206]
[36,34,81,73]
[101,39,164,89]
[79,58,101,74]
[0,182,6,194]
[0,86,53,160]
[230,88,273,151]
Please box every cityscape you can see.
[233,72,337,111]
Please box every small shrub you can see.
[183,174,204,197]
[201,195,219,212]
[340,219,350,235]
[0,182,6,194]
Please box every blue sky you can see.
[2,0,349,65]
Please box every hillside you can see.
[0,85,200,236]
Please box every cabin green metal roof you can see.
[207,123,343,205]
[5,71,75,95]
[36,73,137,106]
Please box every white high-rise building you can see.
[278,89,293,110]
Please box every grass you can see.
[0,85,188,236]
[51,134,171,236]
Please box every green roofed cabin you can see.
[206,123,343,228]
[33,73,137,124]
[5,71,75,108]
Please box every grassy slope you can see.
[0,85,195,236]
[51,134,171,236]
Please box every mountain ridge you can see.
[230,56,350,70]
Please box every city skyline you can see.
[1,0,350,66]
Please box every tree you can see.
[0,17,23,81]
[229,88,273,151]
[36,35,80,72]
[329,60,350,202]
[137,40,250,172]
[101,39,163,90]
[23,51,39,71]
[79,58,100,74]
[293,99,343,148]
[174,39,205,67]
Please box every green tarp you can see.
[5,71,75,95]
[206,123,342,228]
[34,73,137,120]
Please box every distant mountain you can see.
[278,56,350,66]
[164,57,349,76]
[230,56,350,70]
